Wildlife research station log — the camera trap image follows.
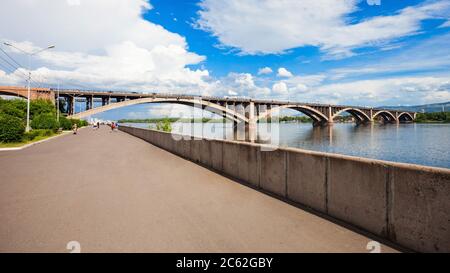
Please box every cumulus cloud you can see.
[272,82,288,94]
[196,0,450,58]
[206,72,271,98]
[277,67,293,78]
[305,76,450,106]
[440,20,450,28]
[0,0,209,93]
[257,67,273,75]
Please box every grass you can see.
[0,132,59,149]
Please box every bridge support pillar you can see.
[235,103,246,141]
[86,96,93,110]
[245,102,257,142]
[327,106,334,125]
[101,97,109,106]
[68,97,75,115]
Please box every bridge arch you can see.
[69,97,249,123]
[373,110,397,123]
[256,104,329,125]
[0,90,27,99]
[331,108,371,123]
[398,112,414,122]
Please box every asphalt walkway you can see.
[0,126,396,252]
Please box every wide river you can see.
[123,122,450,169]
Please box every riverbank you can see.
[118,116,314,123]
[415,111,450,123]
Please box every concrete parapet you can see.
[327,157,388,236]
[388,165,450,252]
[286,150,327,212]
[260,149,287,197]
[200,139,212,167]
[238,144,260,188]
[210,140,223,172]
[190,139,202,163]
[222,141,240,179]
[119,125,450,253]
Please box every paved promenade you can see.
[0,127,397,252]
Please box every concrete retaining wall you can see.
[120,125,450,253]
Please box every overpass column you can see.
[327,106,334,125]
[266,104,272,122]
[235,103,246,141]
[86,96,93,110]
[68,97,75,115]
[245,101,257,142]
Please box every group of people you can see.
[72,121,119,135]
[110,122,119,132]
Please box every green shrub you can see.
[22,129,55,141]
[23,130,41,141]
[0,98,26,119]
[0,114,25,142]
[59,116,73,130]
[43,129,54,136]
[30,99,55,119]
[155,118,172,132]
[81,120,88,126]
[31,113,59,131]
[68,118,88,128]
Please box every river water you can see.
[123,122,450,169]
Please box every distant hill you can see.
[380,101,450,113]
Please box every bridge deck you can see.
[0,127,397,252]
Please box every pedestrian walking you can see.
[72,123,78,135]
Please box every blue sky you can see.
[1,0,450,119]
[144,0,450,82]
[145,0,441,77]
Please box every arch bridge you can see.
[0,85,416,128]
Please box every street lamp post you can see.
[3,42,55,132]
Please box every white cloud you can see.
[206,72,271,98]
[196,0,450,58]
[308,76,450,106]
[227,90,238,96]
[0,0,209,93]
[272,82,288,94]
[439,20,450,28]
[277,67,293,78]
[257,67,273,75]
[328,33,450,80]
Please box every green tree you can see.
[59,116,73,130]
[0,98,26,119]
[0,114,25,142]
[155,118,172,132]
[31,113,59,131]
[30,99,55,119]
